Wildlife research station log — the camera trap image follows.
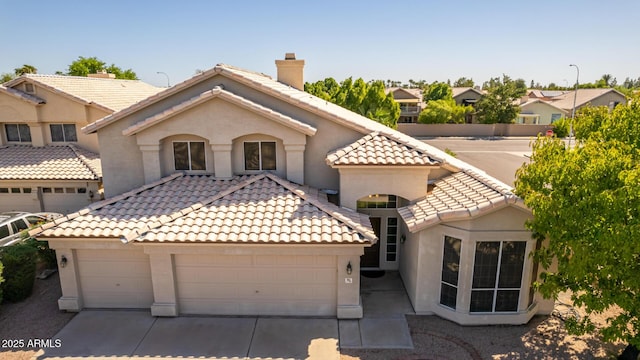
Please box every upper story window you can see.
[5,124,31,142]
[244,141,276,171]
[24,83,35,94]
[50,124,77,142]
[470,241,526,313]
[173,141,205,171]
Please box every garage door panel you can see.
[175,254,337,316]
[77,249,153,308]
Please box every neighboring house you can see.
[30,54,554,325]
[451,87,484,123]
[517,98,568,125]
[386,87,423,123]
[0,74,163,213]
[547,88,626,113]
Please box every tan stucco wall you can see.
[453,90,483,105]
[0,88,102,152]
[401,205,554,325]
[338,167,432,210]
[98,74,364,197]
[519,102,566,125]
[580,91,627,109]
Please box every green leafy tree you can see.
[66,56,138,80]
[453,77,474,87]
[476,75,527,124]
[14,64,37,76]
[515,98,640,348]
[1,73,13,83]
[305,77,400,128]
[418,98,472,124]
[423,82,453,102]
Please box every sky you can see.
[1,0,638,88]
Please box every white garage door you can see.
[77,249,154,308]
[175,254,337,316]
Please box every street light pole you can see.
[157,71,170,87]
[569,64,579,147]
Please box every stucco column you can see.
[457,237,475,313]
[139,144,162,184]
[336,253,363,319]
[55,249,83,311]
[28,123,46,147]
[284,144,305,184]
[211,144,233,179]
[147,252,179,316]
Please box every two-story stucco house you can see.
[0,74,162,213]
[30,54,554,325]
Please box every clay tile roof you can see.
[5,74,163,112]
[548,88,626,110]
[0,145,101,180]
[398,171,526,232]
[30,173,376,245]
[326,132,440,166]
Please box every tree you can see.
[305,77,400,128]
[423,82,453,102]
[66,56,138,80]
[515,98,640,349]
[418,98,472,124]
[14,64,37,76]
[476,75,527,124]
[453,77,474,87]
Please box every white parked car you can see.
[0,212,62,247]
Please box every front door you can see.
[361,217,381,268]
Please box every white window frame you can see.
[469,241,526,313]
[172,141,206,171]
[243,141,277,171]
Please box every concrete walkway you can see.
[36,272,413,359]
[339,271,415,349]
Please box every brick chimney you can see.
[275,53,304,90]
[87,70,116,79]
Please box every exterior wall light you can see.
[60,255,68,268]
[400,234,406,244]
[346,261,353,275]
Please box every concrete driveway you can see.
[37,311,340,360]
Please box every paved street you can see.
[422,137,534,186]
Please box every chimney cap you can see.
[284,53,296,60]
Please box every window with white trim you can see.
[5,124,31,142]
[244,141,276,171]
[173,141,206,171]
[386,217,398,261]
[50,124,77,142]
[470,241,526,312]
[440,236,461,309]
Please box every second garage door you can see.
[175,254,337,316]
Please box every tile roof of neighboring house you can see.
[5,74,163,112]
[451,87,484,98]
[122,86,317,136]
[398,171,526,232]
[518,98,568,114]
[30,173,376,244]
[0,85,45,104]
[548,88,626,111]
[326,132,440,166]
[0,145,101,180]
[527,90,567,98]
[385,87,423,101]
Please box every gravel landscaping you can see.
[0,273,625,360]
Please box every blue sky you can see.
[1,0,638,88]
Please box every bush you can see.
[24,237,57,269]
[551,117,570,138]
[0,243,37,302]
